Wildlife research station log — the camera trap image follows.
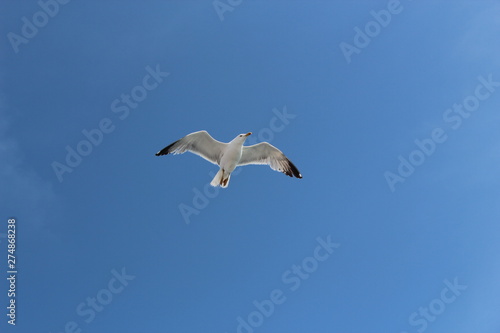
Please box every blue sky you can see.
[1,1,500,332]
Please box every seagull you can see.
[155,130,302,188]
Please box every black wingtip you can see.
[155,140,178,157]
[155,149,168,156]
[286,159,302,179]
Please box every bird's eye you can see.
[239,135,242,137]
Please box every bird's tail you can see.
[210,168,230,188]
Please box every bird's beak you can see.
[245,132,252,136]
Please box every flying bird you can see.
[155,130,302,188]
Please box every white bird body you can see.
[155,130,302,188]
[219,135,246,172]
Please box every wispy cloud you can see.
[0,97,60,238]
[456,3,500,67]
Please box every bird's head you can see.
[235,132,252,141]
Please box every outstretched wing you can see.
[155,130,227,165]
[238,142,302,178]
